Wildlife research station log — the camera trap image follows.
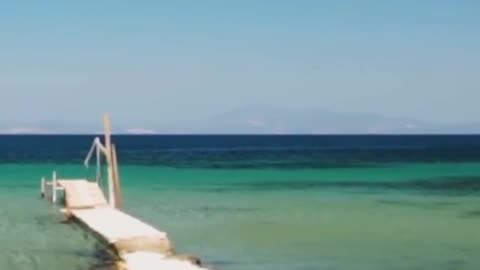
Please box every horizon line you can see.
[1,133,479,136]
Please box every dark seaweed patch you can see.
[376,199,459,210]
[196,206,258,213]
[33,215,50,226]
[206,260,239,267]
[376,199,422,206]
[0,183,36,189]
[221,176,480,195]
[445,259,467,269]
[406,177,480,192]
[459,210,480,218]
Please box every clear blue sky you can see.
[0,1,479,130]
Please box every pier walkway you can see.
[42,178,208,270]
[40,116,209,270]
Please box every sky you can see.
[0,1,479,131]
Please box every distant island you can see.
[1,105,479,134]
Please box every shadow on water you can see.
[32,212,117,270]
[74,246,116,270]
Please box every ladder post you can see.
[96,144,101,183]
[52,171,57,203]
[40,177,45,198]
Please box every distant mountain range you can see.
[1,105,479,134]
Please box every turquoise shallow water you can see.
[1,162,480,270]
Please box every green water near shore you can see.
[1,162,480,269]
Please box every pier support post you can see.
[111,143,122,209]
[103,114,115,208]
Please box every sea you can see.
[0,135,480,270]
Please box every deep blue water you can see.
[1,135,480,167]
